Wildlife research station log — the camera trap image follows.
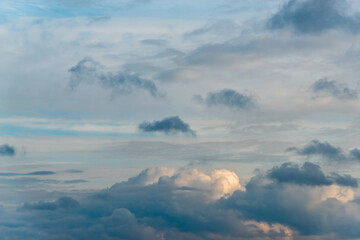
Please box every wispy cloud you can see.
[69,57,163,98]
[195,89,256,110]
[310,78,358,100]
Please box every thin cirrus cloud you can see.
[287,140,360,162]
[267,162,358,187]
[267,0,360,34]
[0,144,15,156]
[310,78,358,100]
[138,116,196,136]
[3,164,360,239]
[195,89,256,110]
[68,57,163,98]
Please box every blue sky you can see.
[1,0,360,239]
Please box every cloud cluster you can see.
[195,89,256,110]
[2,164,360,239]
[268,162,358,187]
[267,0,360,34]
[138,116,196,136]
[69,57,163,97]
[310,78,358,100]
[287,140,360,162]
[0,144,15,156]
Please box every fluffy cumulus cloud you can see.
[138,116,196,136]
[287,140,360,162]
[0,144,15,156]
[2,165,360,239]
[68,57,163,97]
[310,78,358,100]
[195,89,256,110]
[267,0,360,34]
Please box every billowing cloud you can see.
[69,57,163,97]
[310,78,358,100]
[195,89,256,110]
[267,0,360,34]
[3,165,360,239]
[138,116,196,136]
[287,140,360,162]
[268,162,358,187]
[0,144,15,156]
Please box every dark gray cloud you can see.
[310,78,358,100]
[139,116,196,136]
[267,0,360,34]
[268,162,358,187]
[0,144,15,156]
[69,57,163,97]
[287,140,360,162]
[3,165,360,239]
[196,89,256,110]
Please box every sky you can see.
[1,0,360,239]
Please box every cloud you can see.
[3,165,360,239]
[138,116,196,136]
[0,171,56,176]
[25,171,56,176]
[68,57,163,97]
[0,144,15,156]
[22,196,80,211]
[267,162,358,187]
[267,0,360,34]
[310,78,358,100]
[222,169,359,238]
[287,140,360,162]
[140,39,168,46]
[184,20,239,38]
[195,89,256,110]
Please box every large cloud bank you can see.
[2,163,360,240]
